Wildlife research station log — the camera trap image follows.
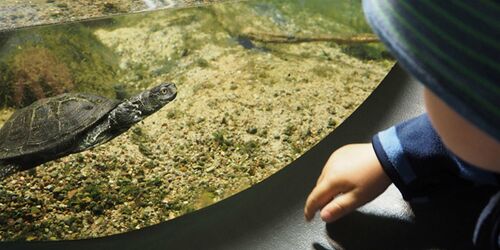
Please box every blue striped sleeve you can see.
[372,114,499,200]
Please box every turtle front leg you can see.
[108,101,144,128]
[73,102,144,152]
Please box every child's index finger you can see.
[304,178,349,221]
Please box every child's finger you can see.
[304,179,349,221]
[319,191,358,223]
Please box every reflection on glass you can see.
[0,0,394,241]
[0,0,238,31]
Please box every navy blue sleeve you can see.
[372,114,499,201]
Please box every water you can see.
[0,0,394,241]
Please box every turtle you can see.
[0,82,177,179]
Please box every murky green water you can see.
[0,0,394,241]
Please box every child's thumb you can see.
[319,192,358,223]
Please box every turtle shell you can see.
[0,93,119,160]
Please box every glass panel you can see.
[0,0,394,241]
[0,0,239,31]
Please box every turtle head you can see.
[138,82,177,115]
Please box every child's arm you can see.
[305,113,500,223]
[304,143,391,222]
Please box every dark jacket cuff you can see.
[372,131,414,200]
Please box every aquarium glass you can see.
[0,0,394,241]
[0,0,239,31]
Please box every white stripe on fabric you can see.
[378,126,416,184]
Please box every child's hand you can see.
[304,143,391,222]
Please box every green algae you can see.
[0,24,119,107]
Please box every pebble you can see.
[246,127,258,134]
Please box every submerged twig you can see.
[240,31,380,44]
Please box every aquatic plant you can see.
[0,63,14,107]
[212,130,232,148]
[7,47,74,107]
[0,24,119,107]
